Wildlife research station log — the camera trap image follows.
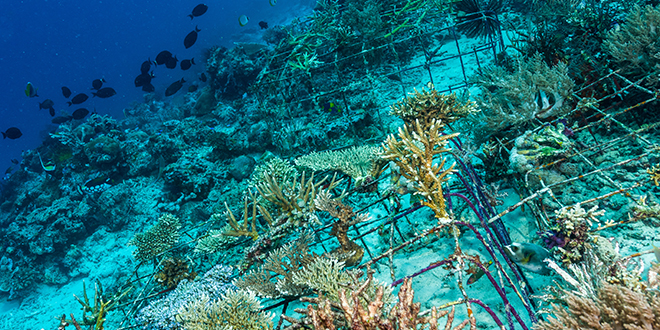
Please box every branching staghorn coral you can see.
[222,190,267,241]
[390,83,478,129]
[380,118,458,222]
[128,213,181,262]
[233,232,318,299]
[314,189,371,266]
[295,145,381,189]
[284,270,471,330]
[255,171,343,227]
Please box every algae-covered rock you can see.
[194,86,216,116]
[229,155,256,181]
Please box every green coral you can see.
[128,213,181,262]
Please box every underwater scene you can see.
[1,0,660,329]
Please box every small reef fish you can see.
[71,108,90,120]
[91,78,105,90]
[165,78,186,97]
[199,73,207,82]
[67,93,89,106]
[504,242,552,275]
[165,56,179,69]
[39,99,55,117]
[188,4,208,20]
[81,176,113,194]
[269,0,277,6]
[140,59,152,74]
[134,72,155,87]
[38,152,56,173]
[142,83,155,93]
[259,21,268,29]
[188,85,198,93]
[25,82,38,98]
[61,86,72,98]
[51,116,73,124]
[180,58,195,70]
[92,87,116,98]
[155,50,173,66]
[2,127,22,140]
[184,26,201,49]
[239,15,249,27]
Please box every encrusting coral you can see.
[128,213,181,262]
[154,257,197,289]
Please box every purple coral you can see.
[539,230,566,249]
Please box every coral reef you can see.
[603,5,660,82]
[381,118,458,222]
[136,265,236,330]
[469,54,575,141]
[128,213,181,262]
[390,84,478,129]
[176,289,274,330]
[294,145,381,188]
[154,258,197,289]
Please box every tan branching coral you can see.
[128,213,181,262]
[222,191,266,240]
[176,290,274,330]
[390,83,478,129]
[295,145,381,187]
[256,171,343,227]
[380,118,458,222]
[314,189,371,266]
[234,232,318,299]
[284,274,471,330]
[647,164,660,186]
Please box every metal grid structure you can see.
[108,3,660,330]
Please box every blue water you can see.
[0,0,312,171]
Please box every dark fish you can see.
[71,108,89,120]
[188,85,198,92]
[39,99,55,110]
[165,56,178,69]
[2,127,22,139]
[10,159,19,165]
[140,59,152,74]
[184,26,201,49]
[134,72,154,87]
[91,78,105,90]
[49,107,55,117]
[61,86,72,98]
[155,50,173,65]
[165,78,186,97]
[25,82,38,98]
[51,116,73,124]
[180,58,195,70]
[259,21,268,29]
[188,4,208,19]
[92,87,116,98]
[67,93,88,106]
[200,73,207,82]
[142,83,155,93]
